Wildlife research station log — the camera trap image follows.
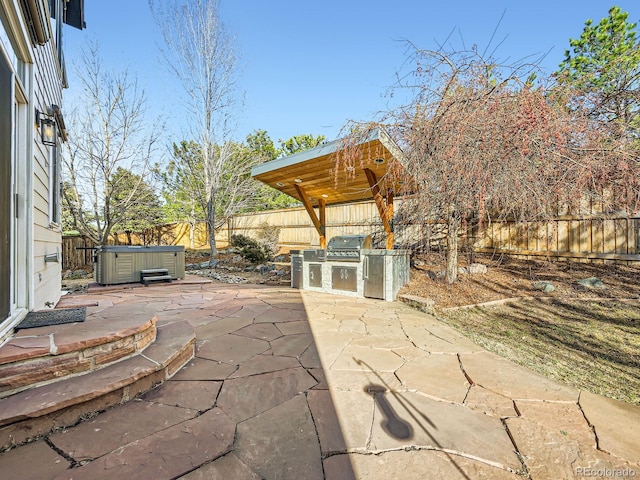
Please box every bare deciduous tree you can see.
[150,0,247,257]
[62,45,161,244]
[345,47,593,283]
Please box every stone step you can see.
[140,268,169,275]
[0,321,195,450]
[0,317,157,399]
[142,274,173,285]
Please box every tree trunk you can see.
[446,215,460,284]
[207,198,218,259]
[189,205,196,249]
[189,223,195,249]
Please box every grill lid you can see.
[327,235,372,251]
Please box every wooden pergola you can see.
[251,128,412,249]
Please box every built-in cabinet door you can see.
[331,266,357,292]
[364,255,385,300]
[308,263,322,287]
[291,256,303,288]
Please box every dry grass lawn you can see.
[399,254,640,405]
[438,298,640,404]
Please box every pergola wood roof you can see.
[251,128,412,249]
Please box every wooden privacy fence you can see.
[61,235,98,270]
[470,216,640,262]
[222,202,640,263]
[63,200,640,268]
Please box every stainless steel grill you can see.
[326,235,372,262]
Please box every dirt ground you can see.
[399,253,640,309]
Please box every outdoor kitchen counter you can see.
[292,248,410,302]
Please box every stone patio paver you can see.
[196,333,269,363]
[233,322,283,341]
[170,357,237,381]
[52,407,235,480]
[227,352,300,378]
[235,394,324,480]
[368,391,521,470]
[194,316,253,338]
[331,345,405,372]
[0,440,70,480]
[395,353,470,403]
[324,450,521,480]
[463,384,518,418]
[216,367,317,422]
[269,332,314,357]
[460,350,580,401]
[307,389,348,454]
[506,400,637,479]
[402,324,483,353]
[49,400,197,461]
[579,390,640,464]
[179,453,261,480]
[141,379,221,411]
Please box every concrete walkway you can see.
[1,281,639,479]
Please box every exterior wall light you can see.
[37,109,57,146]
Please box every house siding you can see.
[0,0,84,331]
[30,23,64,310]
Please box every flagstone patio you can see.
[0,280,638,479]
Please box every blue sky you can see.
[63,1,640,146]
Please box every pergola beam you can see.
[364,168,394,249]
[295,184,327,248]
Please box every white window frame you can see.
[48,143,61,227]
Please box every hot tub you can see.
[94,245,185,285]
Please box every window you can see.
[48,0,63,66]
[49,145,60,226]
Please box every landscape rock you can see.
[63,269,89,280]
[199,259,218,269]
[467,263,488,274]
[532,281,555,293]
[191,270,249,284]
[576,277,605,289]
[397,294,435,314]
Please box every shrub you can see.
[255,223,281,257]
[231,234,270,263]
[231,234,257,249]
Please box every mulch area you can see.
[399,253,640,309]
